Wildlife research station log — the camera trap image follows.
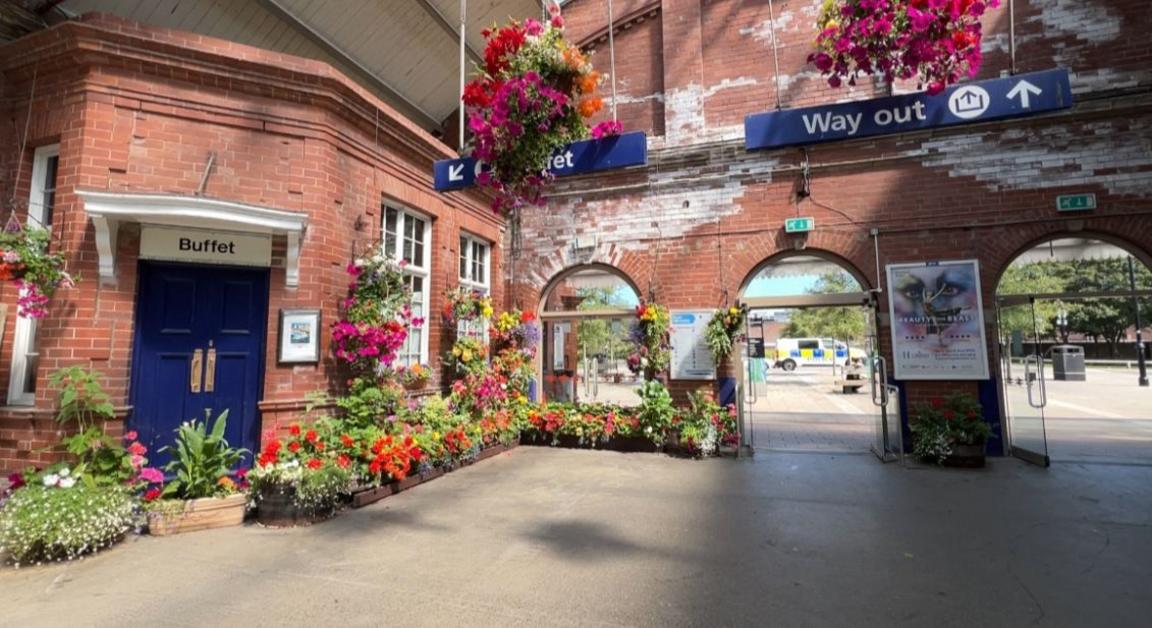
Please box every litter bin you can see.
[1051,345,1086,381]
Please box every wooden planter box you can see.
[147,493,247,536]
[943,442,987,468]
[349,444,517,509]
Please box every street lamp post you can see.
[1127,256,1149,387]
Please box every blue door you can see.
[130,262,269,468]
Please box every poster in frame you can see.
[885,259,990,380]
[278,309,321,364]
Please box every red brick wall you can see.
[515,0,1152,421]
[0,15,503,472]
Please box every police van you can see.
[772,337,866,371]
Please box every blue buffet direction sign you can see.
[433,131,648,191]
[745,69,1072,151]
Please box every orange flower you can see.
[579,71,600,94]
[563,47,585,69]
[578,97,603,118]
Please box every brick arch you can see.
[735,246,874,298]
[536,262,644,313]
[986,226,1152,293]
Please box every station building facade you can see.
[510,0,1152,453]
[0,14,502,473]
[1,1,1150,473]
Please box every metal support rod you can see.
[607,0,618,121]
[767,0,783,110]
[1008,0,1017,75]
[1128,256,1149,386]
[459,0,467,150]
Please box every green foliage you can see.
[0,225,75,318]
[635,380,675,443]
[0,484,136,565]
[49,366,115,430]
[48,367,134,487]
[782,273,867,342]
[910,393,992,464]
[575,287,633,358]
[160,410,247,500]
[334,377,405,429]
[705,305,747,364]
[248,460,352,514]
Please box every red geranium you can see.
[306,458,323,470]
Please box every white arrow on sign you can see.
[1006,80,1042,108]
[448,163,465,182]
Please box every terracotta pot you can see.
[147,493,247,536]
[403,378,428,392]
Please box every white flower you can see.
[58,467,71,478]
[58,477,76,489]
[42,474,59,487]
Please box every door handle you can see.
[190,349,203,393]
[205,343,217,393]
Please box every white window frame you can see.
[9,144,59,406]
[383,203,431,366]
[458,233,491,292]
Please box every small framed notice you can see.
[278,309,321,364]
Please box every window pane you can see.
[459,236,468,279]
[384,208,398,256]
[42,156,58,228]
[412,217,425,267]
[22,320,39,395]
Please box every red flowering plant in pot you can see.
[0,221,76,318]
[810,0,999,95]
[463,6,620,215]
[248,423,354,526]
[910,392,994,466]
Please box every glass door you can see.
[997,296,1050,466]
[867,302,902,462]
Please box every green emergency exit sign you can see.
[1056,193,1096,212]
[785,217,815,233]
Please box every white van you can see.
[772,337,866,371]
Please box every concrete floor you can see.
[3,447,1150,627]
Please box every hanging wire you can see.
[458,0,467,149]
[607,0,618,121]
[767,0,783,110]
[5,64,38,220]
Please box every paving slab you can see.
[2,447,1150,627]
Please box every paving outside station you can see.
[2,446,1149,627]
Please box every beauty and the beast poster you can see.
[886,260,990,380]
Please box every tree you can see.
[782,272,867,342]
[995,263,1065,341]
[575,287,632,360]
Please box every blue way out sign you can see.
[745,68,1072,151]
[433,131,647,192]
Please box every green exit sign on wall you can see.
[785,217,815,233]
[1056,193,1096,212]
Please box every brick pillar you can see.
[661,0,705,144]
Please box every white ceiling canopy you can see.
[57,0,545,132]
[1011,238,1137,265]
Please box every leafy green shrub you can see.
[636,380,675,443]
[161,410,248,500]
[910,393,993,464]
[334,377,405,429]
[0,484,136,565]
[49,366,141,487]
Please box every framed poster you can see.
[886,260,990,380]
[670,310,716,380]
[278,309,321,364]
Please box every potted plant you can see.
[626,302,672,382]
[910,393,993,467]
[398,363,430,391]
[249,426,353,527]
[146,410,249,536]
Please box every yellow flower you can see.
[433,432,441,441]
[729,307,739,315]
[461,349,473,362]
[482,304,494,318]
[517,395,527,405]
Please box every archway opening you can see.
[995,236,1152,465]
[738,253,884,455]
[539,266,642,406]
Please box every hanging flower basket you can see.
[809,0,999,95]
[463,6,621,215]
[331,254,423,377]
[626,302,672,382]
[0,222,75,318]
[705,304,748,367]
